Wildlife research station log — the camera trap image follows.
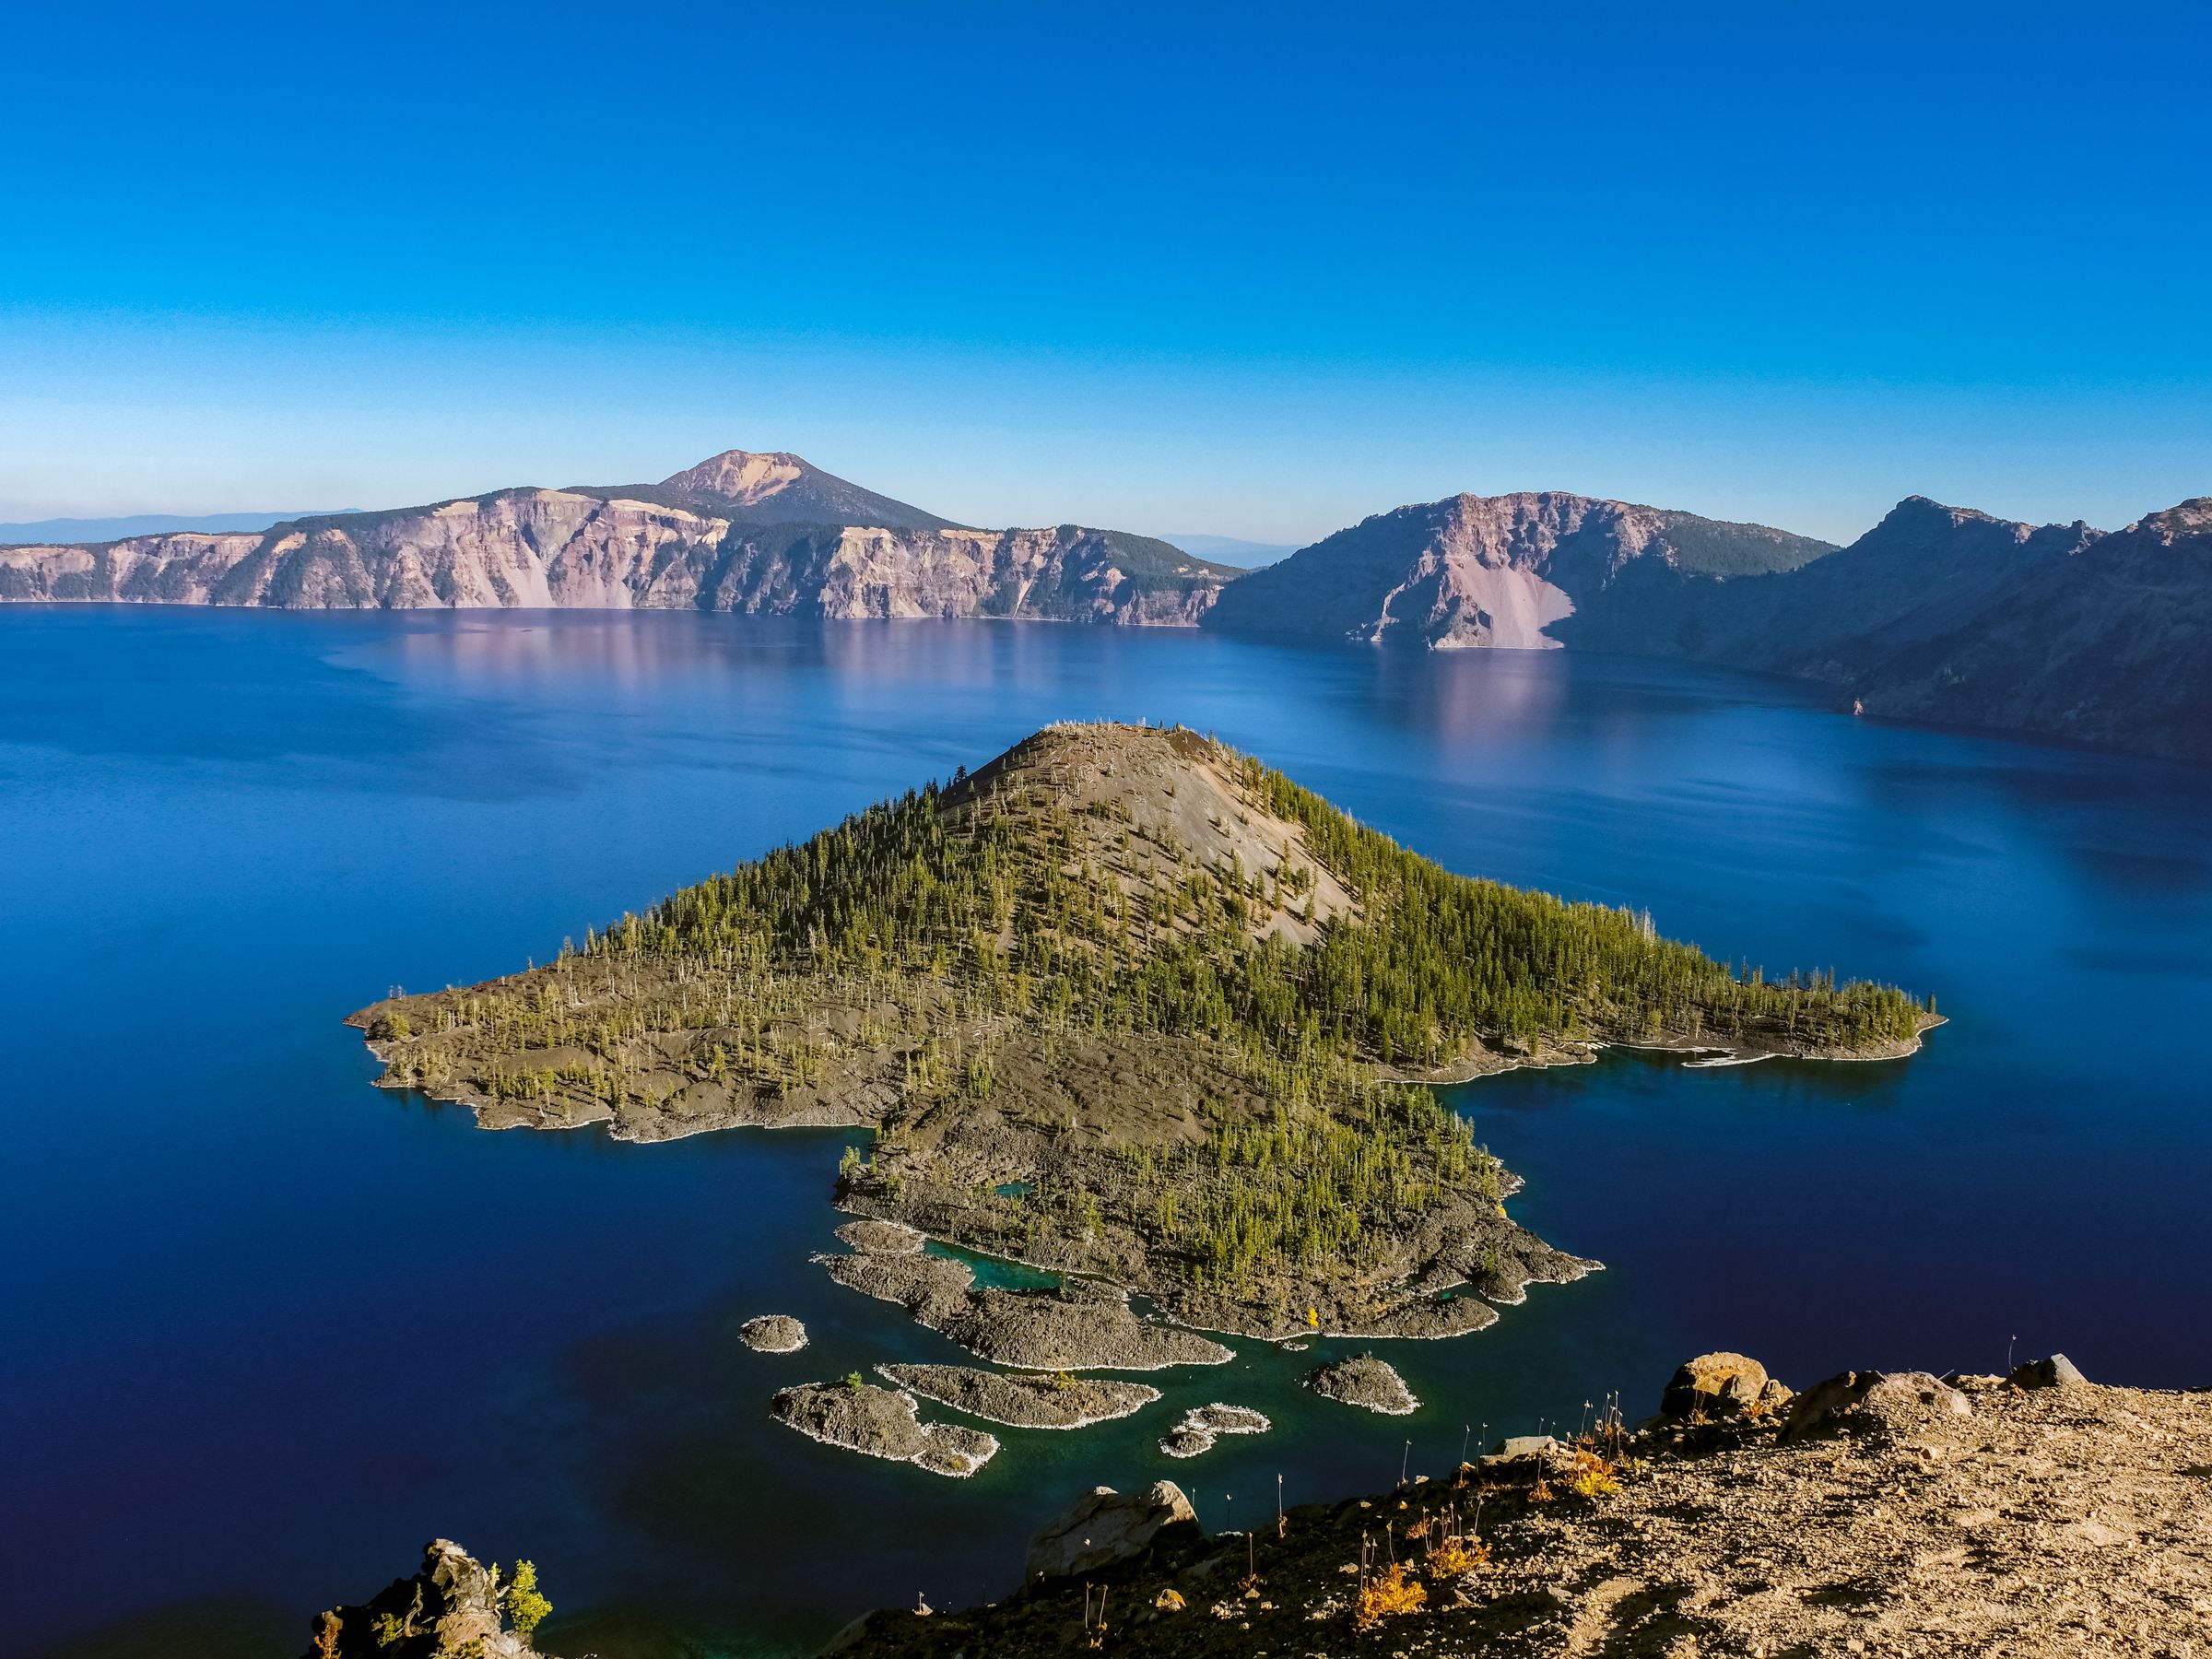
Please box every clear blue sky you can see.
[4,1,2206,544]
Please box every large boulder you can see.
[1784,1371,1971,1441]
[2008,1353,2088,1389]
[1659,1351,1770,1419]
[1024,1481,1197,1583]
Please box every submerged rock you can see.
[770,1381,999,1477]
[738,1314,808,1353]
[877,1363,1159,1430]
[1025,1481,1198,1583]
[1303,1354,1418,1416]
[1158,1402,1271,1457]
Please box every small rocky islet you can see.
[877,1363,1159,1430]
[736,1313,807,1353]
[1158,1402,1272,1458]
[812,1243,1233,1372]
[1302,1354,1419,1416]
[769,1379,999,1478]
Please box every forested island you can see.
[351,723,1936,1341]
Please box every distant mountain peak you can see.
[658,449,810,507]
[2133,498,2212,540]
[582,448,959,532]
[1874,495,2112,548]
[1881,495,2006,529]
[1206,488,1834,652]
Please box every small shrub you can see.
[1355,1564,1427,1629]
[1565,1450,1620,1500]
[1428,1536,1489,1579]
[503,1559,551,1640]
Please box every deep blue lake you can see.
[5,607,2208,1658]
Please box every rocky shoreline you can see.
[1158,1403,1271,1458]
[1301,1353,1418,1415]
[769,1380,1000,1478]
[812,1243,1234,1371]
[835,1218,925,1255]
[877,1363,1160,1430]
[738,1313,808,1353]
[824,1347,2211,1656]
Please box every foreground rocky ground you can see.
[826,1352,2212,1658]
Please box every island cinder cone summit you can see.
[0,447,1238,624]
[350,721,1935,1342]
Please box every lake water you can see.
[5,607,2207,1658]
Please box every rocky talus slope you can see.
[1204,491,1834,650]
[0,449,1236,625]
[828,1350,2212,1658]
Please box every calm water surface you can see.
[4,608,2207,1656]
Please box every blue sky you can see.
[4,1,2206,544]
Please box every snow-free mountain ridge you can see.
[2,450,2204,760]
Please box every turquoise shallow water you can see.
[3,606,2207,1657]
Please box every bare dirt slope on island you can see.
[830,1358,2212,1659]
[349,723,1935,1343]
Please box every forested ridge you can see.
[607,726,1929,1065]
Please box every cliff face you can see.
[1555,495,2099,674]
[0,451,1235,626]
[1558,494,2212,763]
[1202,491,1834,649]
[1850,499,2212,760]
